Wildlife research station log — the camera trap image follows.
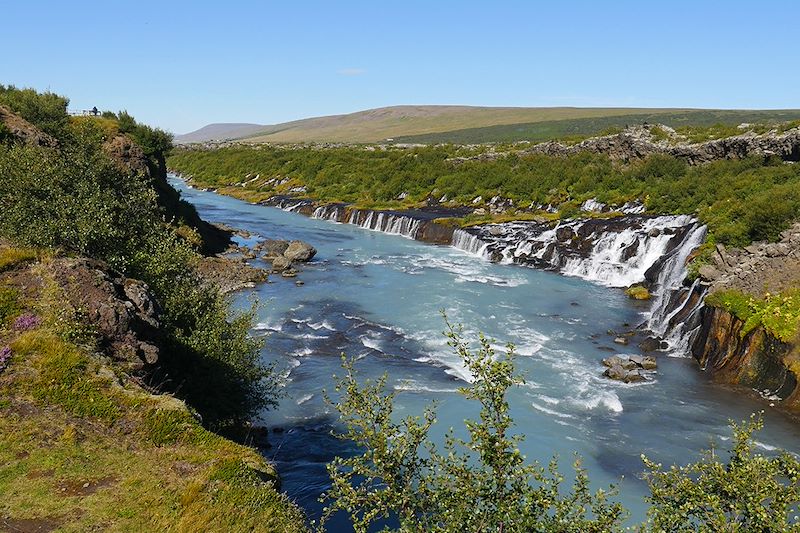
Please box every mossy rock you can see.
[625,285,651,300]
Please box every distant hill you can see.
[174,123,267,144]
[178,106,800,145]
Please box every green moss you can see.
[144,408,203,446]
[13,330,120,423]
[625,285,651,300]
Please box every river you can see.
[170,176,800,530]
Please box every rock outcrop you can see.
[602,354,657,383]
[0,104,58,147]
[450,124,800,165]
[692,306,799,406]
[697,223,800,295]
[48,257,163,371]
[194,256,268,294]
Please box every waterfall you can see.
[450,215,709,353]
[558,216,697,287]
[345,210,422,239]
[311,205,342,222]
[645,223,708,350]
[451,229,490,256]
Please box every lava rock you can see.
[284,240,317,262]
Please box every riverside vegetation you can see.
[3,85,800,531]
[0,85,305,531]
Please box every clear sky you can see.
[3,0,798,133]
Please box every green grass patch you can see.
[144,407,202,446]
[12,330,120,422]
[0,285,21,326]
[0,246,38,272]
[706,289,800,342]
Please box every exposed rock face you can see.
[692,306,798,405]
[283,241,316,262]
[698,223,800,295]
[194,256,268,294]
[0,104,58,147]
[451,124,800,165]
[103,134,151,176]
[255,239,290,258]
[49,257,163,371]
[271,256,292,272]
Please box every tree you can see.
[642,413,800,531]
[320,316,625,532]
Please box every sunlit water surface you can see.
[171,177,800,529]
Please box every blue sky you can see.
[2,0,798,133]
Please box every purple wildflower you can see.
[0,345,11,372]
[12,313,41,331]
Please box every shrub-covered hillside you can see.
[0,86,307,530]
[168,143,800,247]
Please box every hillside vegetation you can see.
[184,105,688,144]
[394,109,800,144]
[0,85,307,531]
[168,143,800,248]
[178,105,800,145]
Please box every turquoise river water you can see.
[170,176,800,530]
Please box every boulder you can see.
[613,337,629,345]
[638,336,662,352]
[257,239,290,258]
[624,370,647,383]
[271,256,292,272]
[603,364,628,381]
[629,354,657,370]
[283,240,317,262]
[698,264,722,281]
[602,355,638,370]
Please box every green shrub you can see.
[0,84,70,138]
[643,414,800,531]
[321,318,625,532]
[0,89,277,430]
[706,289,800,342]
[169,145,800,248]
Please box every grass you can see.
[0,324,307,532]
[0,285,21,326]
[0,245,38,272]
[393,109,800,145]
[705,289,800,343]
[242,106,693,144]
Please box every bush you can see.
[0,84,70,138]
[168,145,800,248]
[643,414,800,531]
[0,92,276,430]
[321,318,625,532]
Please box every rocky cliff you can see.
[451,124,800,165]
[689,224,800,409]
[692,306,799,407]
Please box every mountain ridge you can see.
[175,105,800,145]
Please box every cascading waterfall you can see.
[311,205,342,222]
[349,210,422,239]
[452,229,490,256]
[645,223,708,351]
[450,214,709,352]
